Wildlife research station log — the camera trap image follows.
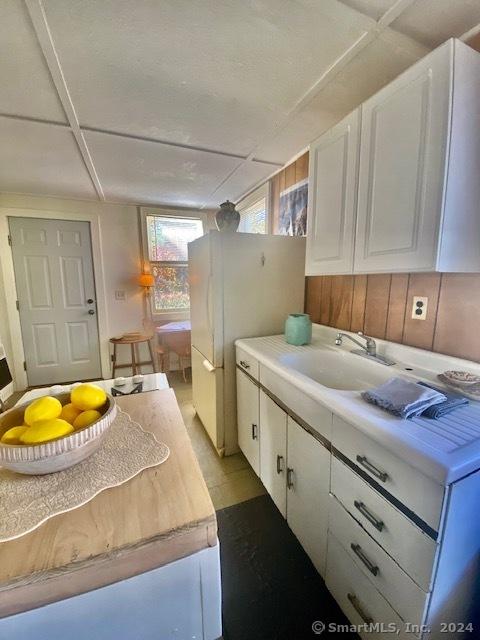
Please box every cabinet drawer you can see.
[236,346,259,380]
[326,533,410,640]
[332,415,444,532]
[329,494,428,626]
[331,456,437,591]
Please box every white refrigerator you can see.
[188,231,306,456]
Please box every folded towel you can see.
[362,377,447,419]
[418,382,469,418]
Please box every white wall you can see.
[0,194,216,389]
[0,194,142,388]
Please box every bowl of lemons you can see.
[0,383,117,475]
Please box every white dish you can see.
[442,370,480,387]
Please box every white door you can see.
[191,346,224,453]
[259,390,287,517]
[354,43,451,273]
[286,416,330,577]
[306,109,360,275]
[236,369,259,475]
[9,217,101,386]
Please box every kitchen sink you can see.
[279,349,394,391]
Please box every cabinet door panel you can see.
[306,109,359,275]
[286,417,330,577]
[236,370,260,475]
[259,391,287,517]
[354,43,451,273]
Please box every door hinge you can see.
[16,300,19,311]
[23,361,27,371]
[7,235,12,246]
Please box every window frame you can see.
[236,182,271,234]
[140,207,207,321]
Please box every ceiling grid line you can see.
[23,0,106,200]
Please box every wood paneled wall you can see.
[305,273,480,363]
[270,152,309,233]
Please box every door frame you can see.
[0,208,110,390]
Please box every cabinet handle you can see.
[286,467,294,489]
[354,500,384,532]
[239,360,250,370]
[350,543,379,576]
[276,455,284,474]
[251,423,258,440]
[356,455,389,483]
[347,593,373,625]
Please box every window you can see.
[237,183,269,234]
[146,215,203,313]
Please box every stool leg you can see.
[147,339,155,373]
[112,344,117,378]
[131,343,137,376]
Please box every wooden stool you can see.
[110,334,155,377]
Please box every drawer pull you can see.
[350,543,379,576]
[251,423,258,440]
[356,455,389,483]
[287,467,294,490]
[354,500,384,532]
[276,454,284,474]
[239,360,250,370]
[347,592,374,625]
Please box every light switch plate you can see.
[411,296,428,320]
[115,290,126,301]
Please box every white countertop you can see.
[236,325,480,486]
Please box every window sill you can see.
[152,310,190,324]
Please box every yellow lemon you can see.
[24,396,62,426]
[60,402,82,425]
[73,410,101,430]
[20,418,73,444]
[71,384,107,411]
[1,425,29,445]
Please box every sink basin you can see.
[279,349,394,391]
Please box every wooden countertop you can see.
[0,389,217,618]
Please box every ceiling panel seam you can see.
[203,0,424,207]
[23,0,105,200]
[79,125,282,166]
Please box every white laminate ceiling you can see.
[1,0,480,208]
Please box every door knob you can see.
[87,299,94,304]
[88,309,95,315]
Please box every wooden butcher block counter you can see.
[0,389,217,619]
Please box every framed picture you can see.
[278,178,308,236]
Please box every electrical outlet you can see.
[115,290,126,301]
[411,296,428,320]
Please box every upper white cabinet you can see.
[306,109,360,275]
[307,39,480,275]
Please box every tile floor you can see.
[168,371,266,510]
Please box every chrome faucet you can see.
[335,331,395,366]
[335,331,377,356]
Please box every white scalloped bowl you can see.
[0,392,117,475]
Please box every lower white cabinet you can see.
[253,390,330,577]
[259,391,287,516]
[326,533,410,640]
[286,416,330,577]
[236,369,260,475]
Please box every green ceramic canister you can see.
[285,313,312,346]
